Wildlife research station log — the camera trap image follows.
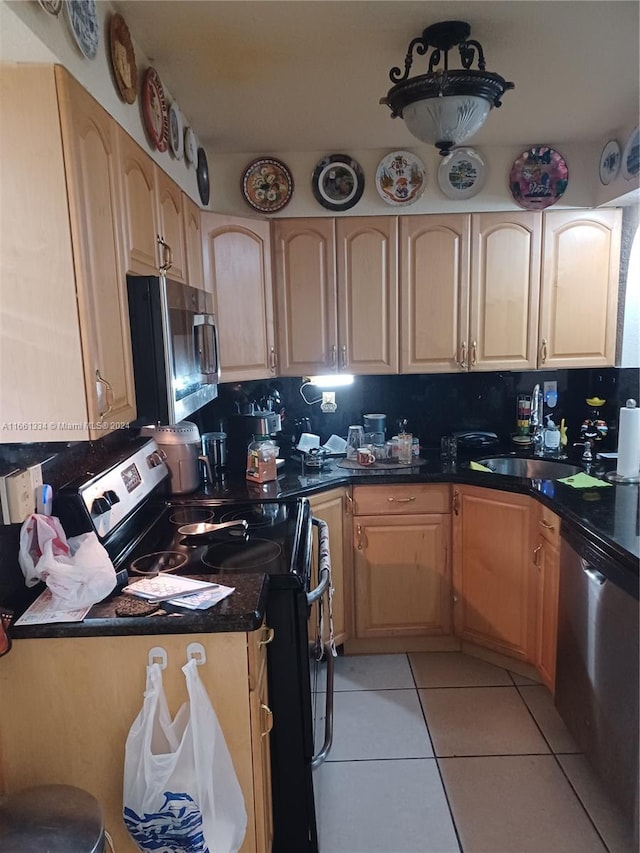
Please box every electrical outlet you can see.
[321,391,337,413]
[6,469,34,523]
[27,462,43,495]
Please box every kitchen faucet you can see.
[530,384,545,456]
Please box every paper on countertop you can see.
[557,472,612,488]
[469,460,494,472]
[15,589,92,625]
[168,584,235,610]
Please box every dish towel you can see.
[557,472,612,488]
[469,461,494,472]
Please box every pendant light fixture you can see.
[381,20,515,156]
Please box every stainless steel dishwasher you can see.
[555,523,639,830]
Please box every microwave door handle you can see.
[194,314,220,379]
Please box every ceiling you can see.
[115,1,639,155]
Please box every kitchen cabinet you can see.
[532,505,561,691]
[155,166,187,283]
[308,488,352,647]
[452,485,538,662]
[0,628,274,853]
[400,212,540,373]
[350,485,451,642]
[183,193,205,289]
[202,213,276,382]
[539,208,621,368]
[273,217,398,376]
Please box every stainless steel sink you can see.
[473,457,584,479]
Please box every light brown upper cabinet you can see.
[539,208,621,368]
[183,194,205,289]
[202,213,276,382]
[400,212,541,372]
[273,217,398,376]
[155,166,187,283]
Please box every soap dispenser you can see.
[543,415,561,457]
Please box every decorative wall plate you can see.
[184,127,198,165]
[312,154,364,211]
[241,158,294,213]
[622,126,639,180]
[438,147,487,199]
[196,147,210,206]
[169,102,184,160]
[38,0,62,15]
[109,13,137,104]
[142,67,168,152]
[599,139,621,185]
[375,150,426,205]
[65,0,99,59]
[509,146,568,210]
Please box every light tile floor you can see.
[313,652,637,853]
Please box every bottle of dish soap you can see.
[543,415,560,457]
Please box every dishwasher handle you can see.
[582,559,606,586]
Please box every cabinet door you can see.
[309,488,351,646]
[248,628,274,853]
[118,128,159,276]
[400,215,470,373]
[539,209,621,367]
[155,166,187,283]
[202,213,276,381]
[470,212,541,371]
[273,218,337,376]
[182,194,205,289]
[336,217,398,374]
[535,539,560,692]
[55,68,136,435]
[452,486,537,662]
[353,513,451,639]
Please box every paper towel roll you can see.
[616,399,640,478]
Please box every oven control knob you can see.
[147,451,163,468]
[91,496,111,516]
[104,490,120,506]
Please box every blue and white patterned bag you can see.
[123,658,247,853]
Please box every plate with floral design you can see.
[241,158,294,213]
[109,13,137,104]
[312,154,364,211]
[142,67,168,152]
[438,147,487,199]
[65,0,99,59]
[375,150,426,205]
[509,146,568,210]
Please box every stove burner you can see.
[202,538,283,571]
[169,508,215,526]
[219,504,289,529]
[130,551,187,575]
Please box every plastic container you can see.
[246,435,279,483]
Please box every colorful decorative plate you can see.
[184,126,198,165]
[65,0,99,59]
[509,146,569,210]
[38,0,62,15]
[169,102,184,160]
[142,67,168,152]
[599,139,621,185]
[312,154,364,211]
[622,126,639,180]
[196,147,210,205]
[375,150,426,206]
[109,13,137,104]
[241,158,294,213]
[438,147,487,200]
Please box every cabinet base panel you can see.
[344,636,460,655]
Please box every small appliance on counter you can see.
[141,422,210,494]
[226,411,283,471]
[363,413,387,445]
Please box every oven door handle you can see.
[311,641,334,769]
[306,517,331,605]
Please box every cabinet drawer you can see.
[353,484,450,515]
[538,506,561,547]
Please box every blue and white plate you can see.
[169,102,184,160]
[65,0,99,59]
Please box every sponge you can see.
[469,461,493,473]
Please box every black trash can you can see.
[0,784,105,852]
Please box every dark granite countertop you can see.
[9,573,269,640]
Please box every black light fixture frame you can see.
[381,21,515,155]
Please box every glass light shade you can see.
[402,95,491,147]
[307,374,354,388]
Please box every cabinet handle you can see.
[459,341,467,370]
[471,340,477,366]
[340,345,347,370]
[345,492,353,515]
[533,544,542,568]
[96,369,113,419]
[539,519,555,531]
[356,523,363,550]
[157,235,172,272]
[260,703,274,737]
[259,626,275,647]
[540,338,548,364]
[452,490,460,516]
[387,495,416,503]
[329,345,337,367]
[269,346,277,372]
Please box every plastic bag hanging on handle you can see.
[123,658,247,853]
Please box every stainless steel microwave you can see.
[127,275,220,425]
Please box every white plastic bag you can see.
[123,658,247,853]
[18,513,117,609]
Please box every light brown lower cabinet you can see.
[532,505,561,691]
[0,629,273,853]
